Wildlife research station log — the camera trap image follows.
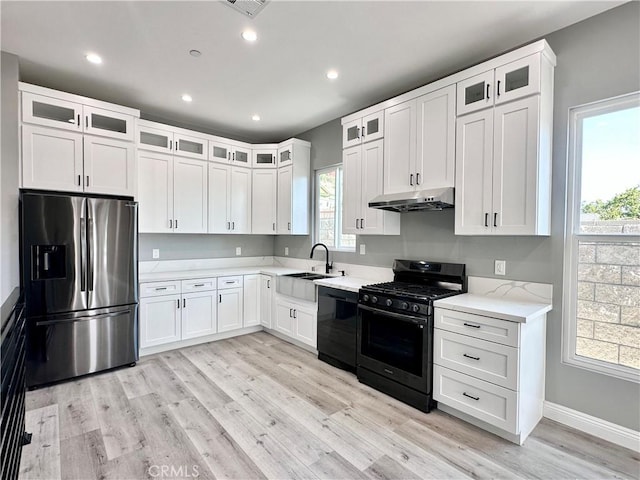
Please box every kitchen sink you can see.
[277,272,334,302]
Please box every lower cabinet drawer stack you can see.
[433,306,546,444]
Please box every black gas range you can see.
[357,260,467,412]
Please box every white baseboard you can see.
[543,401,640,451]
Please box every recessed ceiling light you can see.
[241,30,258,42]
[189,49,202,57]
[327,69,339,80]
[182,94,193,103]
[85,53,102,65]
[252,114,261,121]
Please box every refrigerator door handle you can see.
[80,218,87,292]
[35,309,132,326]
[87,218,94,292]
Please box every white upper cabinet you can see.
[416,85,456,189]
[20,83,139,196]
[138,123,174,154]
[207,164,251,234]
[456,70,495,116]
[232,145,251,166]
[383,100,417,194]
[277,139,310,235]
[83,136,135,196]
[137,151,174,233]
[174,133,208,161]
[277,143,293,167]
[343,140,400,235]
[138,121,208,160]
[455,50,554,236]
[209,139,250,165]
[252,146,277,169]
[209,140,233,163]
[21,124,84,192]
[342,110,384,148]
[251,169,277,234]
[173,158,208,233]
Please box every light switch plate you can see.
[236,247,241,256]
[152,249,160,259]
[495,260,506,276]
[360,244,366,255]
[285,247,289,256]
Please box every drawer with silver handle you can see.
[182,278,217,293]
[434,329,518,390]
[434,308,520,347]
[434,365,518,434]
[217,276,243,290]
[140,280,181,298]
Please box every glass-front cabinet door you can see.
[210,140,232,163]
[84,106,134,141]
[232,145,251,165]
[252,148,277,168]
[175,133,208,161]
[342,118,362,148]
[21,92,83,132]
[456,70,495,116]
[138,124,173,153]
[362,111,384,144]
[494,54,541,105]
[278,144,293,166]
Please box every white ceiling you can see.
[1,1,625,143]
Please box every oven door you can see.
[357,304,431,392]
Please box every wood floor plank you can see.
[331,407,472,479]
[159,350,233,410]
[363,455,423,480]
[530,418,640,479]
[308,451,370,480]
[211,401,318,480]
[169,396,267,480]
[394,419,523,480]
[89,372,146,460]
[116,358,190,405]
[59,429,104,480]
[129,393,215,479]
[19,404,61,480]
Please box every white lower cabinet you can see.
[274,296,317,348]
[433,306,546,444]
[140,294,181,348]
[217,276,244,333]
[243,275,260,327]
[181,291,217,339]
[260,274,273,328]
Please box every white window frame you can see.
[562,91,640,383]
[314,164,355,252]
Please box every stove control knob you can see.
[363,294,370,302]
[412,304,420,313]
[385,299,393,307]
[371,296,378,304]
[401,302,409,310]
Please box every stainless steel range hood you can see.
[368,187,454,212]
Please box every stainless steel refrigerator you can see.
[20,191,139,387]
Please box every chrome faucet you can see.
[310,243,333,274]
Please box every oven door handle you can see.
[358,304,428,323]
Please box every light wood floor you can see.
[19,331,639,480]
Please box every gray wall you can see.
[277,3,640,430]
[139,234,274,262]
[1,51,20,304]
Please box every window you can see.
[563,92,640,382]
[315,166,355,251]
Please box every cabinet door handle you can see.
[76,114,80,126]
[228,152,231,160]
[463,322,481,329]
[194,283,205,287]
[362,126,366,138]
[233,152,235,161]
[463,392,480,401]
[219,294,222,303]
[155,287,167,291]
[416,172,420,185]
[183,298,186,308]
[356,127,360,139]
[86,176,89,187]
[356,219,360,229]
[177,299,180,309]
[225,280,235,284]
[486,83,490,100]
[293,309,297,319]
[361,218,364,229]
[463,353,480,361]
[267,279,270,289]
[169,140,172,151]
[497,80,501,97]
[484,213,489,227]
[272,223,276,231]
[77,175,81,186]
[227,221,230,230]
[288,222,291,231]
[232,221,235,230]
[409,174,414,186]
[85,116,89,128]
[169,219,173,228]
[175,219,178,229]
[289,308,293,318]
[494,213,498,227]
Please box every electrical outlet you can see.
[152,249,160,259]
[359,244,366,255]
[236,247,241,256]
[284,247,289,256]
[495,260,506,276]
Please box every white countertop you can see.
[313,276,377,293]
[139,266,305,283]
[434,293,552,323]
